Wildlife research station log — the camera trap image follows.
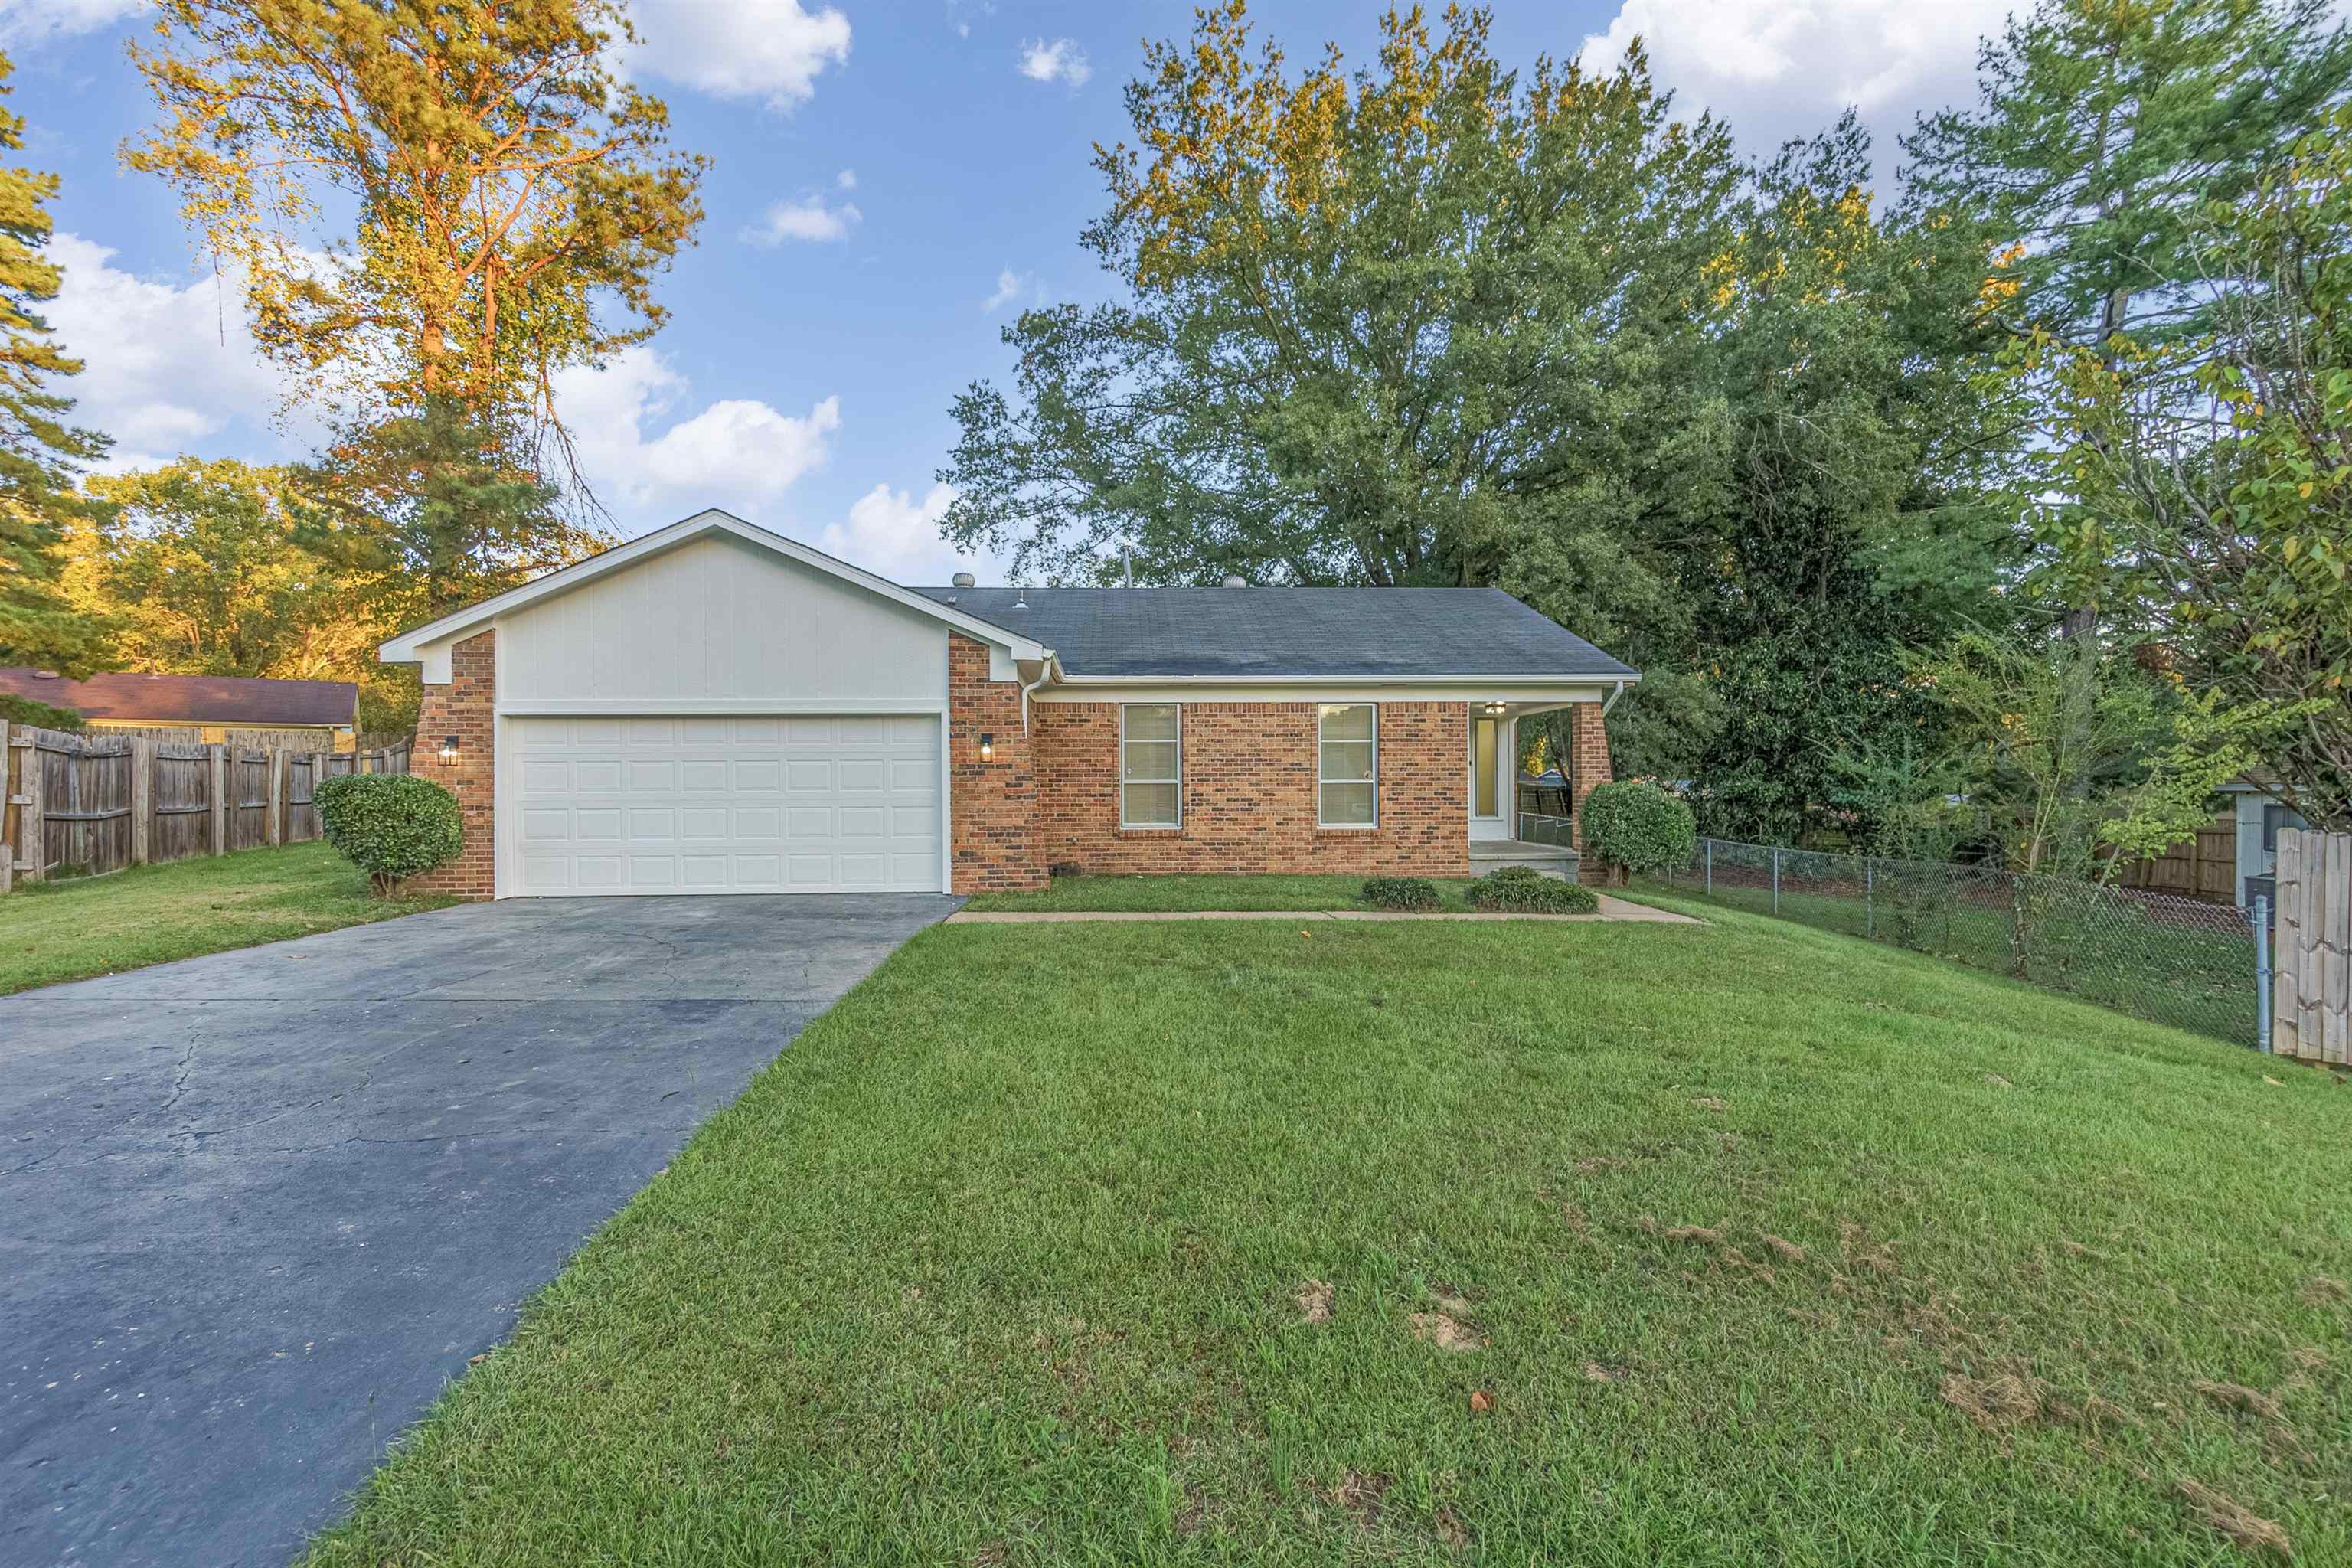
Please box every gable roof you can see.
[0,668,358,727]
[377,509,1050,665]
[910,586,1637,680]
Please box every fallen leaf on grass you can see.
[1984,1073,2014,1089]
[1468,1389,1494,1413]
[2177,1478,2290,1557]
[1298,1279,1333,1325]
[2264,1076,2285,1086]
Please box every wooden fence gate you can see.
[2273,828,2352,1063]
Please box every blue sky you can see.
[3,0,2018,585]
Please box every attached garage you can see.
[378,511,1050,900]
[510,715,943,895]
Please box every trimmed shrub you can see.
[1,691,85,731]
[1361,875,1440,911]
[1466,868,1599,913]
[315,773,462,894]
[1582,779,1697,882]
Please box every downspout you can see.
[1602,678,1627,716]
[1021,652,1059,732]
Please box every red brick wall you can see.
[398,631,496,900]
[1027,701,1469,877]
[949,634,1044,892]
[1568,700,1615,885]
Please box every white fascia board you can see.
[1035,672,1638,704]
[378,508,1049,671]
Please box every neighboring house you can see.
[0,668,359,747]
[2222,773,2314,909]
[377,509,1636,900]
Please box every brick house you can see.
[377,510,1635,900]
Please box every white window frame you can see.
[1119,703,1182,829]
[1317,701,1380,829]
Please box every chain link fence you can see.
[1637,838,2263,1046]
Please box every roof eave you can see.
[377,508,1049,666]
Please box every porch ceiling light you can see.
[1482,701,1508,716]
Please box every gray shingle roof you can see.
[909,586,1635,679]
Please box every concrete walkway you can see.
[946,895,1697,925]
[1,893,959,1568]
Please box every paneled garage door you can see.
[508,715,942,895]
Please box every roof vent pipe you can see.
[952,571,976,588]
[1221,574,1246,588]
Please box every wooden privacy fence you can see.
[1,722,410,892]
[2272,828,2352,1062]
[2114,814,2238,903]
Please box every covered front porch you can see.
[1462,697,1612,880]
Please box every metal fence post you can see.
[1704,838,1713,897]
[1772,845,1782,916]
[2254,894,2272,1054]
[1865,857,1874,941]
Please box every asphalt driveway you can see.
[1,893,959,1567]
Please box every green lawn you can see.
[0,840,455,994]
[1634,860,2257,1044]
[963,871,1485,912]
[306,897,2350,1565]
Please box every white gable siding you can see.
[492,534,949,713]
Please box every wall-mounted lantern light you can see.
[978,733,996,763]
[438,733,462,763]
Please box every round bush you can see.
[1581,779,1697,881]
[1361,875,1440,911]
[315,773,463,894]
[1465,869,1599,913]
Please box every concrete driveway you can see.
[0,893,958,1567]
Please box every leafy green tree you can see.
[74,459,365,679]
[1906,0,2352,360]
[939,3,1740,589]
[2025,105,2352,831]
[125,0,707,502]
[0,51,110,677]
[1671,122,2017,841]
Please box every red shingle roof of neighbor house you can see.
[0,668,358,727]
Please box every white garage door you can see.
[508,715,942,896]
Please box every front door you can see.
[1468,709,1511,841]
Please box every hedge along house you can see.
[376,510,1635,900]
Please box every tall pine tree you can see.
[0,51,109,677]
[1906,0,2352,360]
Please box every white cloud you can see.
[744,196,863,245]
[552,347,839,521]
[626,0,851,110]
[818,481,985,583]
[1018,37,1090,88]
[39,234,302,473]
[0,0,142,44]
[982,267,1030,312]
[835,168,858,191]
[1579,0,2011,172]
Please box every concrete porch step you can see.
[1469,839,1583,879]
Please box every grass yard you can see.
[962,871,1485,913]
[1632,862,2257,1044]
[307,898,2351,1566]
[0,840,455,995]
